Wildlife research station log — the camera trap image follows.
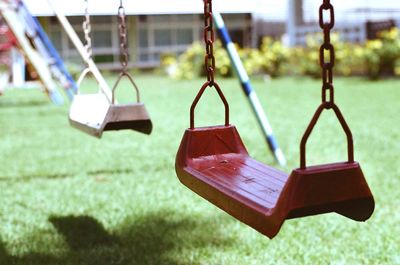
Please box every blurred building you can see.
[6,0,400,70]
[27,0,256,69]
[285,0,400,46]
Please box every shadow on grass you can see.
[0,237,58,265]
[87,168,135,177]
[0,211,235,265]
[0,173,71,183]
[0,169,139,183]
[0,99,48,109]
[49,216,117,251]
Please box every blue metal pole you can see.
[18,0,77,100]
[213,12,286,166]
[48,89,65,105]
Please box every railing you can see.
[293,22,367,46]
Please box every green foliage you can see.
[363,28,400,79]
[297,28,400,80]
[336,41,365,76]
[240,47,263,76]
[160,53,178,76]
[291,35,320,78]
[171,41,231,80]
[163,28,400,80]
[241,37,290,77]
[258,37,290,77]
[173,38,290,79]
[172,42,202,80]
[214,42,232,77]
[363,40,383,80]
[291,33,365,78]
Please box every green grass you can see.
[0,75,399,265]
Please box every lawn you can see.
[0,75,399,265]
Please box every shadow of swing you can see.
[49,216,117,251]
[0,238,58,265]
[0,212,235,265]
[0,168,138,183]
[114,212,236,264]
[0,167,143,183]
[87,168,136,177]
[0,99,49,109]
[0,241,11,264]
[0,173,71,183]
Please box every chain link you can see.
[118,0,129,72]
[319,0,335,107]
[203,0,216,86]
[83,0,93,61]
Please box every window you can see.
[50,31,62,50]
[67,16,84,26]
[229,29,245,47]
[177,29,193,45]
[67,30,84,50]
[137,14,200,66]
[92,30,113,48]
[154,29,173,46]
[48,16,120,68]
[153,15,171,23]
[139,54,149,62]
[220,14,252,47]
[139,29,148,48]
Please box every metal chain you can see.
[118,0,129,72]
[83,0,93,61]
[204,0,216,86]
[319,0,335,107]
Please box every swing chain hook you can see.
[299,0,355,168]
[319,0,335,108]
[118,0,129,73]
[204,0,216,87]
[83,0,93,62]
[189,0,229,129]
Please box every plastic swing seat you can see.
[69,69,152,138]
[175,83,374,239]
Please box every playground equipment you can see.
[0,0,77,103]
[61,0,152,138]
[0,25,12,94]
[0,0,62,103]
[0,24,15,52]
[17,0,77,99]
[212,11,286,166]
[175,0,374,238]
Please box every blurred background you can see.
[2,0,400,80]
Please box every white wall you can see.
[22,0,400,22]
[26,0,256,16]
[302,0,400,23]
[254,0,400,22]
[253,0,287,21]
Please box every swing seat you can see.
[103,103,152,134]
[176,125,374,238]
[69,94,152,138]
[285,162,374,221]
[69,93,110,138]
[101,71,153,136]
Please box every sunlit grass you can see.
[0,75,399,264]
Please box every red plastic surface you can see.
[176,125,374,238]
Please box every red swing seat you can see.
[175,83,374,239]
